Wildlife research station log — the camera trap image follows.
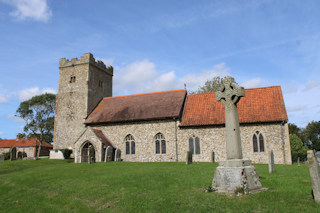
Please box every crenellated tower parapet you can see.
[59,53,113,76]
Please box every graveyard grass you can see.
[0,160,319,212]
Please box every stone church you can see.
[53,53,292,164]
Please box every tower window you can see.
[70,76,76,83]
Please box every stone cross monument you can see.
[212,77,264,194]
[216,77,244,160]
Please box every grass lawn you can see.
[0,159,319,213]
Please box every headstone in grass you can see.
[307,150,320,203]
[105,146,113,162]
[0,153,4,161]
[186,151,192,165]
[212,77,264,194]
[269,150,274,173]
[115,149,121,161]
[297,157,300,166]
[10,147,16,161]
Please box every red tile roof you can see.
[92,129,114,148]
[85,89,187,124]
[0,138,53,148]
[180,86,288,126]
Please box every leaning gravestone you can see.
[0,153,4,161]
[212,77,263,194]
[114,149,121,161]
[10,147,17,161]
[105,146,113,162]
[307,150,320,203]
[186,151,192,165]
[269,150,274,173]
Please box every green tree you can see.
[289,134,308,162]
[16,93,55,158]
[192,76,224,94]
[303,120,320,151]
[288,123,301,136]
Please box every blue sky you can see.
[0,0,320,139]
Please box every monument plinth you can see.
[212,77,264,194]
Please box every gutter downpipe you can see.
[174,118,178,162]
[281,120,286,164]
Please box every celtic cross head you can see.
[216,77,245,106]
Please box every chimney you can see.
[16,133,21,141]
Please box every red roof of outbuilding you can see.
[92,129,114,148]
[0,138,53,148]
[180,86,288,126]
[85,89,187,124]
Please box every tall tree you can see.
[303,120,320,151]
[289,134,308,162]
[191,76,224,94]
[16,93,55,158]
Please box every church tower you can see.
[53,53,113,150]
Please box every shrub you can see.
[60,149,72,159]
[4,152,10,160]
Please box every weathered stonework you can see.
[72,120,292,164]
[53,53,113,150]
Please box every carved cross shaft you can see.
[216,77,245,160]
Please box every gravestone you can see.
[0,153,4,161]
[307,150,320,203]
[297,157,300,166]
[186,151,192,165]
[212,77,263,194]
[269,150,274,173]
[88,145,95,164]
[211,151,215,163]
[114,149,121,161]
[105,146,113,162]
[10,147,17,161]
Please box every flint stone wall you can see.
[86,120,291,164]
[0,147,35,158]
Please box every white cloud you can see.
[114,60,230,95]
[18,87,56,101]
[180,63,230,91]
[241,78,262,89]
[1,0,52,22]
[0,131,4,136]
[303,80,320,92]
[6,115,25,123]
[0,94,10,103]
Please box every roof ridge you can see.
[102,89,186,100]
[187,86,281,96]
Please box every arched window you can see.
[189,136,200,155]
[155,133,166,154]
[125,134,135,155]
[253,131,265,152]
